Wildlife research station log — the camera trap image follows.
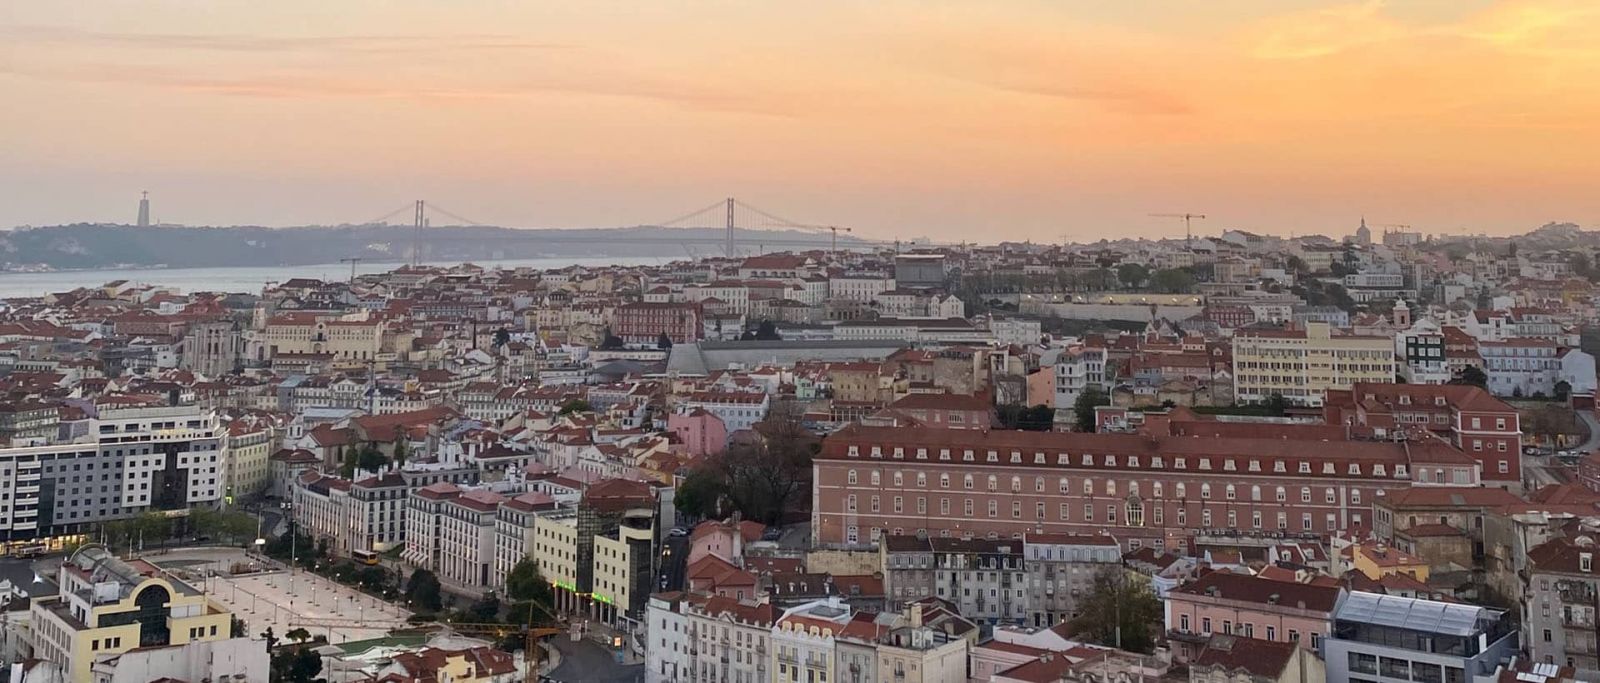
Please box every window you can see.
[1059,478,1069,494]
[987,475,997,492]
[1225,484,1235,500]
[963,475,973,490]
[1084,479,1094,495]
[1060,503,1069,520]
[1012,501,1021,518]
[1084,504,1095,522]
[941,473,950,489]
[1200,484,1210,499]
[871,471,881,485]
[988,500,998,518]
[1301,487,1311,503]
[847,495,857,512]
[1106,480,1116,496]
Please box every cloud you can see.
[0,60,795,116]
[0,25,570,54]
[1249,0,1407,60]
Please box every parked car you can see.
[668,527,689,538]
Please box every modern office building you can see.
[1323,592,1516,683]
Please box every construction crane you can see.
[338,257,362,284]
[1150,213,1207,249]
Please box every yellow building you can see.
[533,510,581,613]
[1232,322,1396,407]
[592,511,654,627]
[31,545,234,683]
[1352,541,1431,583]
[222,422,275,504]
[259,312,410,362]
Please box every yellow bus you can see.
[353,549,380,566]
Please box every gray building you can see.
[930,538,1026,624]
[1324,592,1516,683]
[894,254,948,289]
[1524,535,1600,675]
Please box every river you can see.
[0,256,666,298]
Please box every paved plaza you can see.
[146,548,413,645]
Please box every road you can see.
[1524,410,1600,489]
[545,636,643,683]
[657,535,688,593]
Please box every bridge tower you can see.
[725,197,735,259]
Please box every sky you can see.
[3,1,1599,243]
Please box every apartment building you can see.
[437,489,506,594]
[1232,323,1395,407]
[1165,570,1345,662]
[813,425,1480,550]
[1526,536,1600,673]
[1022,533,1122,627]
[1053,348,1108,410]
[290,470,409,556]
[533,509,582,614]
[676,391,770,437]
[773,599,854,683]
[489,491,558,593]
[1323,593,1516,683]
[0,405,223,548]
[611,302,703,344]
[258,312,401,362]
[1324,383,1523,485]
[31,545,235,683]
[645,592,779,683]
[221,420,274,503]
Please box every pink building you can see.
[668,407,727,457]
[1164,570,1344,662]
[885,392,994,430]
[685,554,759,600]
[685,518,766,568]
[812,424,1481,550]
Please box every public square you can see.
[146,547,413,644]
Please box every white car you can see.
[668,528,689,537]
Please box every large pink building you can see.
[812,425,1483,550]
[1164,570,1344,662]
[667,408,727,457]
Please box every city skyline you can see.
[4,1,1600,239]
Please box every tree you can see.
[557,398,592,416]
[1073,568,1162,653]
[355,445,388,474]
[1556,380,1572,402]
[755,320,782,341]
[393,438,408,466]
[1264,393,1288,416]
[338,446,356,479]
[997,404,1055,432]
[404,569,443,613]
[598,327,625,350]
[706,402,816,525]
[1451,365,1488,388]
[1073,386,1109,433]
[1116,263,1149,289]
[657,332,674,350]
[493,327,511,348]
[285,627,312,644]
[1525,404,1579,447]
[1147,269,1196,294]
[469,594,502,623]
[270,647,323,683]
[1285,255,1309,274]
[673,467,725,520]
[506,558,555,625]
[261,626,279,651]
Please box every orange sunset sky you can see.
[3,1,1598,242]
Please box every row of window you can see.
[844,471,1366,504]
[842,446,1405,477]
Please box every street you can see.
[657,534,688,593]
[546,635,643,683]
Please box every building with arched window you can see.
[30,545,236,683]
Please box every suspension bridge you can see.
[356,197,893,264]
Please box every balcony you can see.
[1166,629,1209,645]
[14,485,38,496]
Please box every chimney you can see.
[911,604,924,627]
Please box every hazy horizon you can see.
[5,1,1600,241]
